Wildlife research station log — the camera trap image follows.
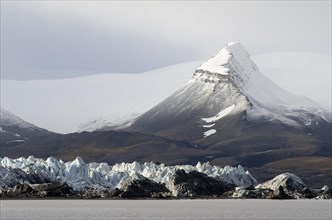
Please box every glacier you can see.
[0,156,257,191]
[2,156,331,200]
[256,173,306,191]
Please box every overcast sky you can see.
[1,1,331,80]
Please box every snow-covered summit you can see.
[194,42,331,127]
[197,42,256,81]
[197,42,235,75]
[0,156,257,191]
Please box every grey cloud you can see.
[0,1,331,80]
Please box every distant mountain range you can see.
[1,43,331,187]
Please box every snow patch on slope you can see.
[203,129,216,138]
[201,104,236,138]
[78,113,139,132]
[203,124,215,128]
[6,140,26,144]
[202,104,235,123]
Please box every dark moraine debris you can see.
[32,182,73,197]
[4,183,35,197]
[120,178,170,198]
[271,186,294,200]
[168,169,235,197]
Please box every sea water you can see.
[1,199,331,220]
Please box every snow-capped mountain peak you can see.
[195,42,320,109]
[194,42,331,127]
[197,42,234,75]
[197,42,257,86]
[130,42,331,142]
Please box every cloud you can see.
[1,1,331,79]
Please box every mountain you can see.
[129,42,330,140]
[1,43,331,187]
[0,108,50,145]
[128,42,331,186]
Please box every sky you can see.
[1,1,331,80]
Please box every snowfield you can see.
[252,52,331,111]
[0,61,201,133]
